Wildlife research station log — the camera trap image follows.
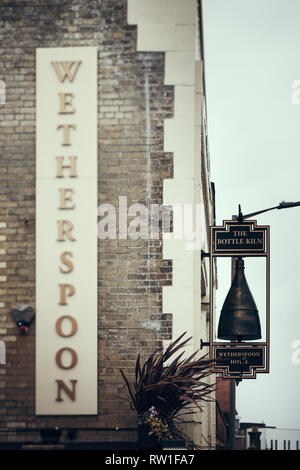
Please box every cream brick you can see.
[165,52,195,85]
[0,222,7,229]
[0,263,7,269]
[162,236,194,261]
[164,117,194,152]
[163,178,194,206]
[173,86,195,119]
[172,259,194,287]
[175,24,196,51]
[0,276,7,282]
[128,0,167,25]
[128,0,197,26]
[165,0,197,24]
[163,285,194,356]
[2,336,16,342]
[137,24,175,51]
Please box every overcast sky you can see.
[202,0,300,429]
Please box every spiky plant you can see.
[120,332,216,429]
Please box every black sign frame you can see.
[212,219,266,255]
[213,345,266,379]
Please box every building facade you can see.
[240,423,300,451]
[0,0,215,448]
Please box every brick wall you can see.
[0,0,174,438]
[216,376,231,448]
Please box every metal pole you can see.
[228,216,237,450]
[228,378,236,450]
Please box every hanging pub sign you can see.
[213,346,266,379]
[208,219,270,379]
[211,219,266,255]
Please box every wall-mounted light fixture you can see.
[11,304,35,334]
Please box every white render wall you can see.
[259,427,300,450]
[128,0,203,356]
[127,0,215,448]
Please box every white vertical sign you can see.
[36,47,98,415]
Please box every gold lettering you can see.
[246,238,259,244]
[56,315,78,338]
[59,283,75,305]
[57,220,76,241]
[218,238,246,245]
[59,188,75,210]
[56,347,78,370]
[56,156,78,178]
[59,251,74,273]
[51,61,82,83]
[59,92,76,114]
[57,124,76,146]
[233,231,247,236]
[55,379,77,402]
